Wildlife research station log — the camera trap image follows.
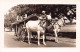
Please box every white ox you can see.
[26,15,64,45]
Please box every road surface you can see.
[4,24,76,47]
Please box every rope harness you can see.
[50,19,62,30]
[38,14,64,31]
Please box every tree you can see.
[4,4,76,28]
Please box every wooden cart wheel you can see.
[20,29,26,42]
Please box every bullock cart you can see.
[12,14,39,41]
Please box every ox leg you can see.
[37,31,40,45]
[43,33,46,45]
[28,31,31,44]
[54,29,58,43]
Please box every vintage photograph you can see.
[4,4,76,47]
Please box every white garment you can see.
[47,15,51,20]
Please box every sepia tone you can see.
[4,4,76,47]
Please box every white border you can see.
[0,0,80,52]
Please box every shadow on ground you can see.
[58,32,76,38]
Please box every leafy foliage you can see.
[4,4,76,27]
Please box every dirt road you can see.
[4,24,76,47]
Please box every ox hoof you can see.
[55,40,58,43]
[43,42,46,45]
[20,41,23,42]
[28,42,31,45]
[38,43,40,45]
